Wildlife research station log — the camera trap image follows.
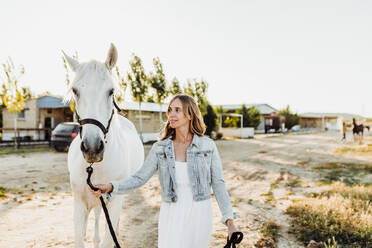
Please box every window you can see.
[17,110,25,120]
[47,108,52,114]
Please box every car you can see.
[290,125,301,132]
[51,122,79,152]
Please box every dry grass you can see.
[296,161,309,166]
[0,145,54,156]
[313,161,372,171]
[334,144,372,156]
[286,182,372,247]
[0,187,8,199]
[313,162,372,186]
[254,220,280,248]
[260,220,280,242]
[317,181,372,202]
[0,186,19,199]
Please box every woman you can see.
[90,94,238,248]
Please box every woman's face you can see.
[168,98,190,129]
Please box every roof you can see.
[35,95,167,112]
[38,96,70,109]
[300,112,363,119]
[119,101,168,112]
[217,103,278,115]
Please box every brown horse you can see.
[352,118,370,143]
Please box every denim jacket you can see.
[111,134,237,225]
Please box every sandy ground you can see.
[0,131,371,248]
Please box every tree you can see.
[127,54,148,142]
[113,65,128,103]
[239,104,250,127]
[183,79,209,115]
[148,57,168,104]
[183,80,195,98]
[0,57,27,148]
[194,79,208,114]
[203,105,217,136]
[148,57,168,126]
[235,105,262,128]
[223,112,240,128]
[247,106,261,129]
[128,54,148,102]
[168,77,182,96]
[279,105,299,129]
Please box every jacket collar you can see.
[158,133,201,148]
[190,133,201,148]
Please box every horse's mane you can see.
[63,60,120,104]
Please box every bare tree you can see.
[0,57,27,148]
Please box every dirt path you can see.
[1,132,371,247]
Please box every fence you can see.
[0,128,52,147]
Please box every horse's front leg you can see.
[73,197,89,248]
[100,196,124,248]
[94,206,102,248]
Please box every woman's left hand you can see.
[226,219,238,239]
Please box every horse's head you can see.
[63,44,118,163]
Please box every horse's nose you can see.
[80,141,89,153]
[80,139,104,155]
[97,140,104,153]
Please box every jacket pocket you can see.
[196,151,212,193]
[156,152,168,188]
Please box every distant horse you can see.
[352,118,370,143]
[63,44,144,248]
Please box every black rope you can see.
[224,232,243,248]
[86,163,121,248]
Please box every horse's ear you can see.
[62,50,79,72]
[105,43,118,70]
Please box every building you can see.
[119,101,167,142]
[1,95,167,142]
[299,113,363,130]
[1,95,72,141]
[218,103,282,132]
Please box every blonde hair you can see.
[159,94,206,141]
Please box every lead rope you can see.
[86,163,121,248]
[224,232,243,248]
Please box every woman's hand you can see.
[88,183,113,198]
[226,219,238,240]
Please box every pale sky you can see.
[1,0,371,116]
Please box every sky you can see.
[1,0,372,116]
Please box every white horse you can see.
[63,44,144,248]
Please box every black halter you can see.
[75,99,123,140]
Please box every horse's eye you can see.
[72,88,79,97]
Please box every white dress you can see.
[158,161,213,248]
